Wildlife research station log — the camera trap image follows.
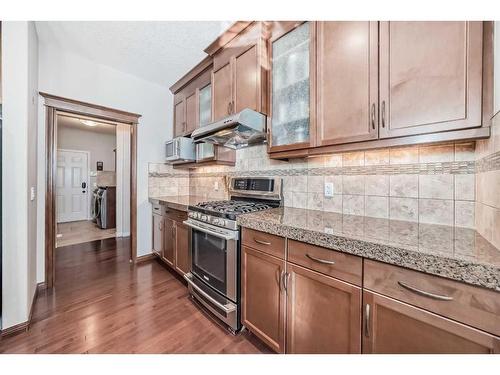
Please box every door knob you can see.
[82,182,87,189]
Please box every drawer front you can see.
[242,228,285,259]
[152,203,168,216]
[167,209,187,222]
[287,240,362,286]
[364,259,500,336]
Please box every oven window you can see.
[192,228,226,293]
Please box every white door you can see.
[56,150,89,223]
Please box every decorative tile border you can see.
[149,160,476,178]
[476,150,500,173]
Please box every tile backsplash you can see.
[149,140,479,229]
[475,112,500,249]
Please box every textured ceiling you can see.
[58,115,117,135]
[35,21,229,87]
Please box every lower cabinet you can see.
[286,264,361,353]
[362,291,500,354]
[241,243,361,354]
[152,207,190,276]
[162,218,175,267]
[174,221,190,275]
[241,246,286,353]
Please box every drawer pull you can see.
[398,281,453,301]
[306,253,335,265]
[254,238,271,246]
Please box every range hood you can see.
[191,108,266,149]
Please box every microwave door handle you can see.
[183,220,236,241]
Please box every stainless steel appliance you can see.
[190,108,267,149]
[165,136,196,164]
[183,177,282,333]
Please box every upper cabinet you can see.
[267,21,492,158]
[269,21,314,152]
[170,57,212,137]
[379,21,483,138]
[209,22,268,122]
[316,21,379,146]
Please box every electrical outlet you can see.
[324,227,334,234]
[324,182,334,197]
[30,186,36,201]
[214,180,219,191]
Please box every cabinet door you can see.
[162,218,175,267]
[241,246,286,353]
[152,214,164,256]
[379,22,483,138]
[363,291,500,354]
[173,99,186,136]
[286,263,361,353]
[185,92,197,134]
[234,45,259,113]
[269,22,315,152]
[316,22,378,146]
[212,63,233,121]
[174,221,190,275]
[198,83,212,126]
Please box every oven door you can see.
[183,219,239,302]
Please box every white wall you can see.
[1,21,38,330]
[58,125,116,173]
[36,42,171,281]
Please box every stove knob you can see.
[213,218,219,225]
[201,215,207,221]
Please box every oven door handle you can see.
[184,273,237,313]
[183,220,237,241]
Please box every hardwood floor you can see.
[56,220,116,248]
[0,238,271,354]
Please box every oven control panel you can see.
[188,211,235,230]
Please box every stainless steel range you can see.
[183,177,282,333]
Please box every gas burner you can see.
[195,200,273,214]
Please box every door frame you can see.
[41,92,141,289]
[56,148,91,223]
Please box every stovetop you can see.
[189,199,279,220]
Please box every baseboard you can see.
[1,281,43,338]
[135,253,157,263]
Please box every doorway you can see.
[55,113,121,248]
[41,92,140,289]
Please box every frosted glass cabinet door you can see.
[197,83,215,161]
[199,83,212,126]
[271,22,312,149]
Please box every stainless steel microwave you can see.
[165,137,196,164]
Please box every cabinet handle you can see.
[279,270,285,292]
[398,281,453,301]
[159,221,163,231]
[254,238,271,246]
[364,304,370,338]
[227,102,231,115]
[306,253,335,265]
[371,103,376,130]
[381,100,386,128]
[231,100,235,114]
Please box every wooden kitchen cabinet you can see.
[379,21,483,138]
[152,213,164,257]
[241,246,286,353]
[174,221,190,275]
[171,57,212,137]
[316,21,378,146]
[286,263,362,353]
[362,290,500,354]
[162,218,175,267]
[210,22,268,122]
[173,97,186,137]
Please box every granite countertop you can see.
[237,207,500,292]
[149,195,208,212]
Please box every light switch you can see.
[30,186,36,201]
[324,182,334,197]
